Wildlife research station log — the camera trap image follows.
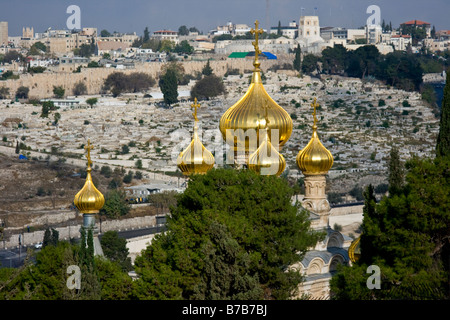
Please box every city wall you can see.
[0,59,283,100]
[1,213,157,249]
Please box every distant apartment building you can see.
[424,38,449,53]
[58,56,89,72]
[151,30,178,44]
[270,21,298,39]
[436,30,450,41]
[34,28,97,55]
[320,27,366,44]
[390,34,412,51]
[0,21,8,47]
[210,22,254,37]
[97,33,139,57]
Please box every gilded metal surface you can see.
[73,140,105,214]
[296,98,334,175]
[219,20,293,154]
[248,129,286,176]
[177,99,215,175]
[348,235,361,263]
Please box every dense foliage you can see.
[330,155,450,299]
[132,168,322,300]
[103,72,156,97]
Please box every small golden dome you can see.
[177,98,215,176]
[74,140,105,214]
[296,99,334,175]
[248,129,286,176]
[219,20,292,155]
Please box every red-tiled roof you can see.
[153,30,177,34]
[392,35,412,38]
[401,20,430,26]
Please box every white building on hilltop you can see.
[297,16,326,53]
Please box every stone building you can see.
[0,21,8,47]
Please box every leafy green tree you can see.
[53,86,65,99]
[191,221,264,299]
[15,86,29,99]
[346,45,380,79]
[100,231,133,272]
[321,45,348,75]
[100,29,111,37]
[178,25,189,36]
[190,74,225,100]
[0,87,9,99]
[301,54,319,75]
[72,81,87,96]
[159,67,178,105]
[375,51,423,91]
[330,156,450,299]
[2,50,23,63]
[86,97,98,108]
[132,168,322,300]
[95,257,134,299]
[103,72,155,97]
[436,70,450,158]
[100,189,130,219]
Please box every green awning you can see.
[228,52,249,58]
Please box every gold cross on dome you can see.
[311,98,320,126]
[84,139,94,168]
[250,20,264,64]
[191,97,201,121]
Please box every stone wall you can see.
[1,214,157,249]
[0,59,284,100]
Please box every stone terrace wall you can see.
[0,59,283,100]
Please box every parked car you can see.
[34,242,42,249]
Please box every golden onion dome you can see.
[348,235,361,263]
[177,98,215,176]
[219,20,292,154]
[296,98,334,175]
[74,140,105,214]
[248,128,286,177]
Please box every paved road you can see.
[0,225,166,269]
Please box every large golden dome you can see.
[74,140,105,214]
[219,20,292,155]
[296,98,334,175]
[177,98,215,176]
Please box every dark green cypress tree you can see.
[359,184,379,265]
[159,68,178,105]
[42,227,51,247]
[293,44,301,72]
[388,146,404,195]
[436,70,450,158]
[202,59,213,76]
[51,228,59,246]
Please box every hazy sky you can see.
[1,0,449,36]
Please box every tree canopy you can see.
[132,168,322,300]
[330,156,450,299]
